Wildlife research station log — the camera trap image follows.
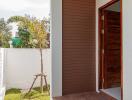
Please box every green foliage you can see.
[17,28,32,48]
[0,15,49,48]
[27,17,48,48]
[8,15,48,48]
[6,88,21,95]
[0,18,11,34]
[1,33,12,48]
[0,33,3,46]
[0,18,12,48]
[5,88,50,100]
[24,90,49,100]
[33,85,50,93]
[7,16,27,24]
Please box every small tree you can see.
[8,15,49,94]
[28,18,49,93]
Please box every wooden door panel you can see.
[103,10,121,88]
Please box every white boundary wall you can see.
[4,48,51,90]
[0,48,5,100]
[0,48,4,88]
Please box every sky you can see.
[0,0,50,20]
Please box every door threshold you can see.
[100,87,121,100]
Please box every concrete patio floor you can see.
[53,92,116,100]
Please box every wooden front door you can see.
[102,10,121,89]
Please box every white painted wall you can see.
[51,0,62,98]
[4,48,51,89]
[0,48,5,100]
[96,0,111,8]
[122,0,132,100]
[0,48,4,88]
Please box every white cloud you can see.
[25,0,50,4]
[0,0,50,19]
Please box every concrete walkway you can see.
[53,92,116,100]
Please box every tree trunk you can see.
[40,48,43,93]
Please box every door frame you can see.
[98,0,123,99]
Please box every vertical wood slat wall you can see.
[62,0,96,95]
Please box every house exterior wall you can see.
[63,0,96,95]
[96,1,132,100]
[51,0,62,97]
[123,0,132,100]
[51,0,132,99]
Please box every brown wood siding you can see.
[62,0,96,95]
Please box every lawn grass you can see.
[4,87,50,100]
